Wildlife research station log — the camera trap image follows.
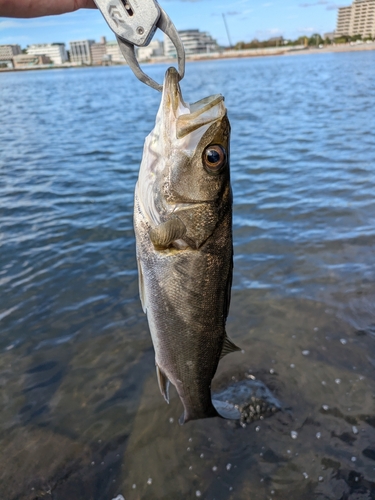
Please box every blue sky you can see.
[0,0,347,49]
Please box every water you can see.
[1,51,375,499]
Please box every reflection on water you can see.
[1,51,375,499]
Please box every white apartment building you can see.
[0,44,22,59]
[164,29,219,57]
[105,41,126,63]
[336,0,375,37]
[70,40,95,64]
[137,40,164,60]
[26,43,67,64]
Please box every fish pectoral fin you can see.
[156,364,170,404]
[137,258,147,313]
[220,334,241,360]
[149,217,187,250]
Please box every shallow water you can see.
[1,51,375,499]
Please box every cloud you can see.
[299,0,328,6]
[254,28,284,39]
[299,0,344,7]
[297,26,317,33]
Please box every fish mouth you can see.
[162,67,225,140]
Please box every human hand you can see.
[0,0,97,18]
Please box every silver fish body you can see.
[134,67,239,423]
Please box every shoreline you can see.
[1,42,374,73]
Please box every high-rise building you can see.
[164,30,219,57]
[336,0,375,38]
[26,43,67,64]
[69,40,95,64]
[90,37,107,65]
[0,44,22,59]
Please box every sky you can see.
[0,0,348,49]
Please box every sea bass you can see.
[134,67,240,424]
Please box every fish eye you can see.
[202,145,226,174]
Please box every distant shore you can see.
[1,41,374,73]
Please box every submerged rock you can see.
[213,378,281,425]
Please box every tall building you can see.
[90,37,107,65]
[26,43,67,65]
[164,30,219,57]
[69,40,95,64]
[336,0,375,38]
[0,44,22,59]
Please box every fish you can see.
[133,67,240,424]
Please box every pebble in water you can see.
[213,378,281,425]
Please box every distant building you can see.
[27,43,67,65]
[324,32,336,40]
[137,40,164,60]
[336,0,375,38]
[90,37,107,65]
[69,40,95,64]
[13,54,51,68]
[164,29,219,57]
[105,40,126,63]
[0,44,22,59]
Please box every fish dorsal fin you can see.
[137,258,147,313]
[156,364,170,404]
[220,335,241,360]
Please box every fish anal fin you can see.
[156,364,170,404]
[220,334,241,360]
[149,217,186,250]
[137,258,147,313]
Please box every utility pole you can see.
[222,14,233,49]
